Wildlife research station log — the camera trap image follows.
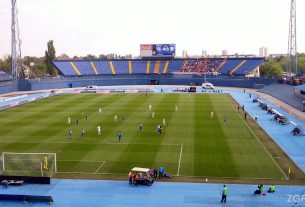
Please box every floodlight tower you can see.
[287,0,297,76]
[11,0,23,79]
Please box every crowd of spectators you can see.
[179,58,223,74]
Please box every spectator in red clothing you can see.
[133,173,138,186]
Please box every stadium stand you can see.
[0,70,12,81]
[179,58,223,74]
[219,58,243,75]
[92,61,113,75]
[52,61,79,76]
[233,58,265,75]
[52,58,265,76]
[73,61,95,75]
[166,59,183,73]
[132,60,147,74]
[112,60,129,75]
[258,83,304,110]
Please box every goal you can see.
[0,152,57,177]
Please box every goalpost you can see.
[0,152,57,177]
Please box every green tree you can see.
[0,55,12,74]
[44,40,57,77]
[297,54,305,73]
[260,61,283,77]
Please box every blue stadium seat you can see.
[112,61,129,74]
[0,70,12,81]
[219,59,243,75]
[132,60,147,74]
[52,61,79,76]
[167,60,184,73]
[149,61,156,74]
[73,61,95,75]
[52,58,265,76]
[92,61,113,75]
[235,59,265,75]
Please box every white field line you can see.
[2,152,56,155]
[57,159,106,174]
[94,161,106,174]
[0,140,182,147]
[226,95,288,179]
[177,174,285,180]
[56,171,125,176]
[50,170,284,180]
[177,144,183,176]
[2,170,41,173]
[58,160,104,163]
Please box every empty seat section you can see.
[0,71,11,81]
[73,61,95,75]
[149,61,156,74]
[158,61,167,74]
[53,61,79,76]
[132,61,147,74]
[0,71,7,76]
[236,59,265,75]
[92,61,113,75]
[112,61,129,75]
[167,60,184,73]
[219,59,243,75]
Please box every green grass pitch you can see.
[0,93,285,179]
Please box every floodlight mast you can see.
[11,0,23,80]
[287,0,297,77]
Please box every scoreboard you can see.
[140,44,176,57]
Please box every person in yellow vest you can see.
[220,185,228,203]
[268,185,276,193]
[43,155,48,170]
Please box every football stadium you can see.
[0,0,305,206]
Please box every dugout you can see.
[189,87,196,92]
[0,176,50,184]
[149,80,159,85]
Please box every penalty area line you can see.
[58,160,104,163]
[177,144,183,176]
[94,161,106,174]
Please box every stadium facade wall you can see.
[17,75,278,91]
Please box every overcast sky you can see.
[0,0,304,58]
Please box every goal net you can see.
[0,152,57,177]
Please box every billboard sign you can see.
[140,44,176,57]
[154,44,175,56]
[140,44,153,50]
